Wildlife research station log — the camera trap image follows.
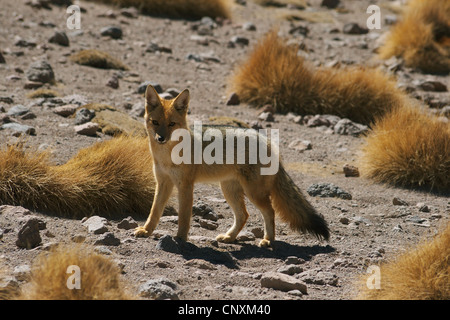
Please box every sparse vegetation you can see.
[230,30,410,125]
[360,105,450,192]
[26,89,59,99]
[356,222,450,300]
[86,0,231,19]
[70,49,129,70]
[378,0,450,74]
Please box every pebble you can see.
[137,81,162,94]
[184,259,217,270]
[198,218,218,230]
[321,0,340,9]
[74,122,99,136]
[1,123,36,136]
[49,31,69,46]
[82,215,109,234]
[343,23,368,35]
[156,235,181,254]
[226,92,240,106]
[25,60,55,84]
[230,36,249,46]
[16,216,44,249]
[393,197,409,206]
[236,231,255,242]
[307,183,352,200]
[53,104,77,117]
[418,81,447,92]
[145,42,172,54]
[284,256,306,265]
[106,75,119,89]
[333,118,368,136]
[242,22,256,31]
[117,216,138,230]
[100,26,123,39]
[277,264,303,276]
[297,269,339,286]
[75,108,95,125]
[260,272,307,294]
[7,105,30,117]
[13,265,31,281]
[343,164,359,177]
[138,278,179,300]
[288,139,312,152]
[94,232,121,246]
[416,203,430,213]
[258,111,274,122]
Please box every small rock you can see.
[117,216,138,230]
[277,264,303,276]
[418,81,447,92]
[242,22,256,31]
[343,23,368,35]
[100,26,123,39]
[1,123,36,136]
[0,52,5,64]
[26,60,55,84]
[145,42,172,54]
[250,227,264,238]
[137,81,162,94]
[24,81,44,89]
[94,232,121,246]
[393,197,409,206]
[288,139,312,152]
[260,272,307,294]
[16,216,43,249]
[53,104,77,117]
[82,216,109,234]
[298,269,339,286]
[258,111,274,122]
[226,92,240,106]
[0,276,20,298]
[120,7,139,18]
[285,256,306,265]
[333,118,368,136]
[184,259,217,270]
[230,36,249,46]
[343,164,359,177]
[74,122,99,136]
[49,31,69,46]
[13,265,31,281]
[416,203,430,213]
[288,25,309,37]
[198,218,218,230]
[321,0,340,9]
[75,108,95,125]
[307,183,352,200]
[236,231,255,242]
[7,105,30,117]
[192,201,214,217]
[339,217,350,225]
[156,235,180,254]
[138,278,179,300]
[106,75,119,89]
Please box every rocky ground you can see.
[0,0,449,301]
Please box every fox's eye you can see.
[169,122,176,127]
[152,120,159,126]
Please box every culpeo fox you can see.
[134,85,329,247]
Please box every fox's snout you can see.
[155,133,167,144]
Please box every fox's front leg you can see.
[175,182,194,241]
[135,178,174,237]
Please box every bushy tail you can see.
[271,166,330,241]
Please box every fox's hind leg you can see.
[216,180,248,243]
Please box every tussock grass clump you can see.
[360,105,450,192]
[378,0,450,74]
[87,0,231,19]
[18,244,132,300]
[356,222,450,300]
[26,89,59,99]
[70,49,129,70]
[0,135,162,218]
[230,31,409,125]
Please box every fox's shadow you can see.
[160,236,335,269]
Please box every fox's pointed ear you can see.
[172,89,190,113]
[145,85,162,112]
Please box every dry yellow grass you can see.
[26,89,59,99]
[378,0,450,74]
[360,105,450,192]
[356,222,450,300]
[17,244,132,300]
[87,0,231,19]
[0,135,165,218]
[230,30,410,125]
[70,49,129,70]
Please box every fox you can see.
[134,85,330,247]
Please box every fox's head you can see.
[144,85,189,144]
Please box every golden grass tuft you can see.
[356,222,450,300]
[18,244,132,300]
[86,0,231,19]
[378,0,450,74]
[26,89,59,99]
[70,49,129,70]
[360,105,450,192]
[0,135,165,218]
[230,30,410,125]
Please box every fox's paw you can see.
[259,239,272,248]
[216,234,235,243]
[134,226,151,238]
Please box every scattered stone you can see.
[226,92,240,106]
[100,26,123,39]
[288,139,312,152]
[0,276,20,298]
[184,259,217,270]
[24,81,44,89]
[236,231,255,242]
[285,256,306,265]
[333,118,368,136]
[0,52,5,64]
[0,96,14,104]
[242,22,256,31]
[321,0,340,9]
[156,235,181,254]
[138,278,179,300]
[13,265,31,281]
[74,122,99,136]
[53,104,77,117]
[7,105,30,117]
[297,269,339,286]
[94,232,121,246]
[418,81,447,92]
[71,234,86,243]
[393,197,409,206]
[258,111,274,122]
[198,218,219,230]
[288,25,309,37]
[26,60,55,84]
[106,75,119,89]
[120,7,139,18]
[192,201,215,218]
[343,164,359,177]
[16,216,43,249]
[260,272,307,294]
[82,216,109,234]
[14,37,37,48]
[230,36,249,46]
[117,216,138,230]
[343,23,368,35]
[145,42,172,54]
[416,203,430,213]
[1,123,36,136]
[277,264,303,276]
[75,108,95,125]
[250,227,264,238]
[307,183,352,200]
[49,31,69,46]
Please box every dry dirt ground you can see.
[0,0,449,302]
